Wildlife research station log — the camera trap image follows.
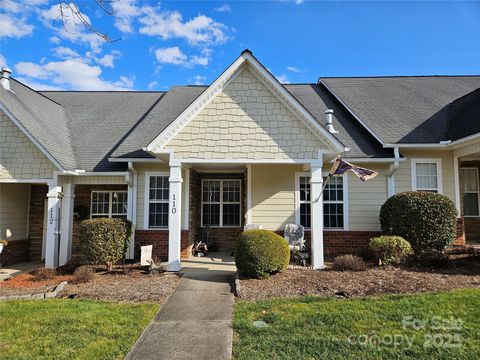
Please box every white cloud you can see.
[0,54,7,68]
[14,77,63,90]
[111,0,138,33]
[53,46,81,60]
[214,4,232,13]
[49,36,61,44]
[0,13,34,38]
[86,50,122,68]
[40,3,104,52]
[14,58,134,90]
[154,47,188,65]
[139,7,229,45]
[276,74,290,84]
[148,81,158,90]
[153,47,212,68]
[286,66,301,73]
[193,75,207,85]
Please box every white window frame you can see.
[144,172,170,229]
[201,179,242,228]
[411,158,443,193]
[295,172,349,230]
[460,167,480,217]
[90,190,128,218]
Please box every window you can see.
[146,175,169,228]
[91,191,128,219]
[296,174,346,229]
[461,168,479,217]
[412,159,442,193]
[202,179,241,227]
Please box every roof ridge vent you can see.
[1,68,12,91]
[325,109,338,134]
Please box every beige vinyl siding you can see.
[71,176,126,185]
[348,165,389,231]
[250,164,303,230]
[0,111,56,180]
[0,183,30,240]
[135,163,169,230]
[396,150,456,202]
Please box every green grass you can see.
[234,289,480,360]
[0,299,158,360]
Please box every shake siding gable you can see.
[165,68,328,160]
[0,111,56,180]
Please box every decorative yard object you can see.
[369,235,412,265]
[380,191,457,259]
[140,245,153,266]
[79,218,132,271]
[284,224,305,251]
[235,229,290,278]
[147,259,164,274]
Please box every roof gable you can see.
[146,50,345,155]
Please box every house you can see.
[1,50,479,270]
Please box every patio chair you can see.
[201,225,219,252]
[284,223,305,252]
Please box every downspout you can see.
[127,162,137,259]
[387,147,400,197]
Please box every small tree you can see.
[79,218,132,270]
[380,191,457,259]
[369,236,412,265]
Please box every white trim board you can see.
[146,51,345,154]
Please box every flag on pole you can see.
[329,156,378,181]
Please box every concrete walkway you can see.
[126,252,236,360]
[0,261,42,281]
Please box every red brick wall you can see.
[135,230,190,261]
[29,184,47,261]
[456,217,466,245]
[1,239,30,265]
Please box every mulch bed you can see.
[59,267,181,303]
[239,255,480,301]
[1,264,181,303]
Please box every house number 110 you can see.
[171,194,177,214]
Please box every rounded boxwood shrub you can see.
[234,230,290,278]
[369,235,412,265]
[380,191,457,258]
[79,218,132,270]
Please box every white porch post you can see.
[168,159,183,271]
[59,183,74,266]
[310,159,325,269]
[45,184,62,268]
[126,163,137,259]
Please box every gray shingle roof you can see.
[111,86,206,159]
[320,76,480,144]
[285,84,392,158]
[448,88,480,141]
[1,79,77,169]
[41,90,163,171]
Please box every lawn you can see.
[0,299,158,360]
[234,289,480,359]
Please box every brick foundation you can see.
[135,230,190,261]
[1,239,30,265]
[456,217,466,245]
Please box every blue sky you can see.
[1,0,479,91]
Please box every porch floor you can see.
[0,261,42,281]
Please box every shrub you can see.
[79,218,132,271]
[332,255,367,271]
[32,267,56,281]
[380,191,457,258]
[369,235,412,265]
[234,230,290,278]
[72,266,94,284]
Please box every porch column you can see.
[45,184,62,268]
[310,160,325,269]
[168,160,183,271]
[59,183,74,266]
